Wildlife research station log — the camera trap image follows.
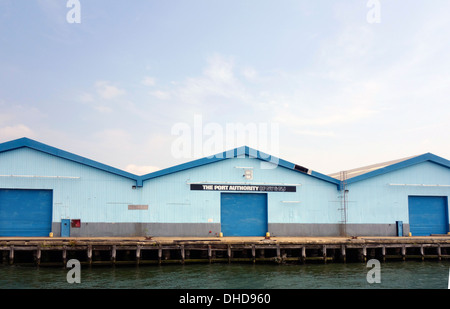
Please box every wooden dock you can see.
[1,236,450,266]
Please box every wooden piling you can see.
[0,237,449,266]
[180,245,185,264]
[111,245,116,264]
[87,245,92,265]
[62,246,67,265]
[276,244,281,262]
[251,245,256,263]
[362,246,367,262]
[208,245,212,263]
[9,246,13,265]
[136,245,141,265]
[341,245,346,262]
[35,246,41,266]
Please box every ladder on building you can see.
[338,171,348,237]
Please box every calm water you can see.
[0,261,449,289]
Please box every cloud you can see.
[141,76,156,87]
[93,105,113,113]
[124,164,160,175]
[93,129,130,143]
[241,67,258,81]
[150,90,171,100]
[175,54,251,106]
[294,129,336,137]
[79,81,128,113]
[79,92,94,103]
[95,81,125,100]
[0,124,35,141]
[203,54,235,83]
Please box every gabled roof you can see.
[137,146,341,186]
[0,137,137,182]
[338,153,450,186]
[0,138,341,188]
[3,138,447,190]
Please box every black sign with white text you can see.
[190,184,296,192]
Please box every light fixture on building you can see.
[234,166,254,180]
[244,169,253,180]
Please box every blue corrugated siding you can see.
[141,157,339,224]
[0,148,140,223]
[1,144,447,237]
[408,196,448,236]
[0,148,341,228]
[0,189,52,236]
[347,161,450,224]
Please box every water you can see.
[0,261,449,289]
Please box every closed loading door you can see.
[220,193,268,236]
[408,196,448,236]
[0,189,53,236]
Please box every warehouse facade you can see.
[0,138,449,237]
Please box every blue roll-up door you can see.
[0,189,53,237]
[408,196,448,236]
[220,193,268,236]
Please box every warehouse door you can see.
[408,196,448,236]
[220,193,268,236]
[0,189,53,236]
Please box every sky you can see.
[0,0,449,176]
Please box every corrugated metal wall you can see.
[347,161,450,225]
[141,157,340,225]
[1,146,449,236]
[0,148,139,223]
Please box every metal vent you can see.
[294,165,309,174]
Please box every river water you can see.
[0,261,449,289]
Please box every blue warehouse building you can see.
[0,137,449,238]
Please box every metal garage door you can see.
[220,193,268,236]
[408,196,448,236]
[0,189,53,236]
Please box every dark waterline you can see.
[0,261,449,289]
